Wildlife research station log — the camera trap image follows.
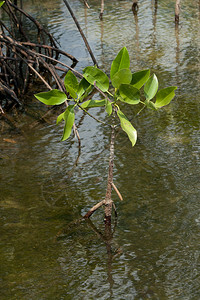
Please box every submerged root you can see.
[0,0,78,110]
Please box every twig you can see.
[62,0,98,67]
[83,0,90,9]
[99,0,104,20]
[7,0,57,47]
[112,182,123,201]
[21,42,78,63]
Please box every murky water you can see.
[0,0,200,299]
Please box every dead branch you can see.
[84,0,90,9]
[99,0,104,20]
[112,182,123,201]
[62,0,98,67]
[83,200,105,219]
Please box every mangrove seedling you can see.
[35,47,177,224]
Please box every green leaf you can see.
[145,100,157,111]
[34,89,67,105]
[111,68,132,89]
[77,78,90,98]
[81,99,106,109]
[131,69,150,89]
[110,47,130,80]
[117,109,137,147]
[155,86,177,108]
[56,112,65,125]
[83,66,109,92]
[80,86,93,103]
[144,74,158,100]
[61,105,75,141]
[105,100,112,116]
[119,84,140,105]
[64,70,79,99]
[0,1,5,8]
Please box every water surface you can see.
[0,0,200,299]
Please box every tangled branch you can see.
[0,0,78,110]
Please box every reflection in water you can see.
[175,21,180,81]
[84,5,88,37]
[85,219,121,298]
[132,1,140,59]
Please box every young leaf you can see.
[110,47,130,80]
[155,86,177,108]
[83,66,109,92]
[111,68,132,89]
[105,100,112,116]
[131,69,150,89]
[35,89,67,105]
[117,109,137,147]
[144,74,158,100]
[81,99,106,109]
[145,100,157,110]
[77,78,90,98]
[79,85,93,102]
[56,111,65,125]
[119,84,140,105]
[0,1,5,7]
[61,105,75,141]
[64,70,79,99]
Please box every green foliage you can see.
[105,100,112,116]
[119,84,140,105]
[56,111,65,125]
[77,78,90,98]
[83,66,109,92]
[144,74,158,101]
[81,99,106,109]
[111,68,132,88]
[34,47,177,146]
[61,105,75,141]
[110,47,130,79]
[131,69,150,89]
[64,70,79,99]
[0,1,5,8]
[155,87,177,108]
[117,109,137,147]
[35,90,67,105]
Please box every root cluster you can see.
[0,0,78,110]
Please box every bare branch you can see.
[112,182,123,201]
[83,200,105,219]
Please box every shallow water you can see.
[0,0,200,299]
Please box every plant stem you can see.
[104,125,115,224]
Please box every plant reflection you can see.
[56,217,122,298]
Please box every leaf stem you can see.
[107,90,114,97]
[136,104,146,116]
